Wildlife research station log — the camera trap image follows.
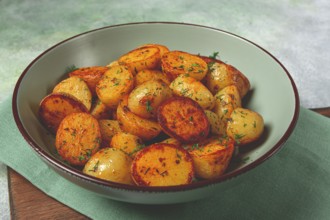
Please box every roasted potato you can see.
[68,66,108,96]
[169,74,215,110]
[39,93,88,133]
[90,99,113,120]
[161,51,208,81]
[55,112,101,166]
[204,110,222,135]
[128,79,173,119]
[110,132,144,157]
[226,108,264,145]
[53,76,92,111]
[83,147,134,185]
[135,69,171,86]
[204,58,250,97]
[117,96,162,141]
[96,65,134,109]
[157,96,210,143]
[213,85,242,136]
[187,137,235,179]
[138,43,170,57]
[160,137,181,146]
[118,45,162,74]
[98,120,123,147]
[131,143,194,186]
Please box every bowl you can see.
[12,22,299,204]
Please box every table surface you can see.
[1,0,330,219]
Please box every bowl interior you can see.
[14,22,299,190]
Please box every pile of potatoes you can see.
[38,44,264,187]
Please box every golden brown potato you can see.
[110,132,144,157]
[117,96,162,141]
[39,93,88,133]
[68,66,108,96]
[226,108,264,145]
[187,137,235,179]
[135,69,171,86]
[83,147,134,185]
[157,96,210,143]
[213,85,242,136]
[161,50,208,81]
[53,76,92,111]
[131,143,194,186]
[118,46,162,74]
[90,99,113,120]
[204,110,222,135]
[204,58,250,97]
[128,79,173,119]
[138,43,170,57]
[55,112,101,166]
[169,74,215,110]
[96,65,134,109]
[98,120,123,147]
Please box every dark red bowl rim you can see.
[12,21,300,193]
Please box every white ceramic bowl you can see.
[13,22,299,204]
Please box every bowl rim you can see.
[12,21,300,193]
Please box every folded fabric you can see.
[1,97,330,220]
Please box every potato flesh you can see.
[55,112,101,166]
[135,69,171,86]
[131,143,194,186]
[110,132,143,157]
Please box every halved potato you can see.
[157,96,210,143]
[53,76,92,111]
[187,136,235,179]
[204,58,250,97]
[138,43,170,57]
[96,65,134,109]
[213,85,242,136]
[83,147,134,185]
[68,66,108,96]
[135,69,171,86]
[117,96,162,141]
[131,143,194,186]
[128,79,173,119]
[226,108,264,145]
[161,51,208,81]
[39,93,88,133]
[118,45,162,74]
[55,112,101,166]
[110,132,144,157]
[169,74,215,110]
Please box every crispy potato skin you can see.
[202,56,250,97]
[53,76,92,111]
[96,65,134,109]
[118,46,162,74]
[138,44,170,57]
[135,69,171,86]
[226,108,264,145]
[161,51,208,81]
[187,137,235,179]
[117,96,162,141]
[157,96,210,143]
[110,132,144,157]
[68,66,108,96]
[90,99,113,120]
[131,143,194,186]
[55,112,101,166]
[83,147,134,185]
[128,79,173,119]
[214,85,242,136]
[169,74,215,110]
[39,93,88,133]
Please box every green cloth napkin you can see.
[1,97,330,220]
